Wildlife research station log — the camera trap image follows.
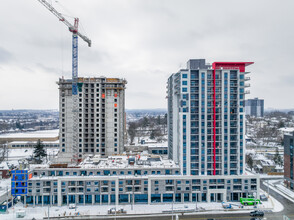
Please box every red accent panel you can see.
[213,68,216,175]
[212,62,254,72]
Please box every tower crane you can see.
[37,0,91,163]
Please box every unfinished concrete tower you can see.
[57,77,127,163]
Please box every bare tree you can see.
[0,143,9,163]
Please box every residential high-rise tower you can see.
[168,59,252,176]
[245,98,264,117]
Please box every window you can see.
[182,74,188,78]
[182,88,187,92]
[182,81,188,85]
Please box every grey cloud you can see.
[0,47,13,64]
[1,0,294,109]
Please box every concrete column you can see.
[108,194,110,205]
[128,194,130,203]
[148,178,151,205]
[57,179,62,206]
[160,194,163,203]
[256,177,260,198]
[67,194,69,206]
[84,195,85,206]
[24,196,26,206]
[181,193,184,203]
[207,192,210,203]
[42,195,43,207]
[92,194,94,205]
[115,178,119,206]
[33,196,35,207]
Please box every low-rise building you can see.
[19,154,259,206]
[0,162,10,179]
[8,140,59,148]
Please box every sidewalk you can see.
[2,196,283,220]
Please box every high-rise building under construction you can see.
[57,77,127,163]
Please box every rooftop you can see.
[0,129,59,138]
[30,153,179,170]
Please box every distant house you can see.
[252,154,277,174]
[278,127,294,137]
[0,162,10,179]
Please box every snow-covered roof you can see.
[275,165,284,170]
[256,164,262,169]
[253,154,267,161]
[80,154,178,169]
[246,149,256,155]
[260,160,275,166]
[0,129,59,138]
[278,127,294,134]
[0,161,9,170]
[31,154,179,170]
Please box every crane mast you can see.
[37,0,91,164]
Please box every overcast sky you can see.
[0,0,293,110]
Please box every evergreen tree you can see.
[157,115,161,125]
[142,117,149,127]
[273,148,283,167]
[128,122,137,144]
[278,121,285,128]
[33,139,47,164]
[150,130,155,140]
[246,154,254,171]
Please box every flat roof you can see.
[0,129,59,138]
[31,155,179,170]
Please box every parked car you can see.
[250,218,261,220]
[260,194,268,201]
[69,204,76,209]
[250,210,264,217]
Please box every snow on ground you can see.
[0,179,11,204]
[0,129,59,138]
[245,168,283,179]
[7,148,59,160]
[2,198,279,220]
[0,179,11,197]
[259,188,284,212]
